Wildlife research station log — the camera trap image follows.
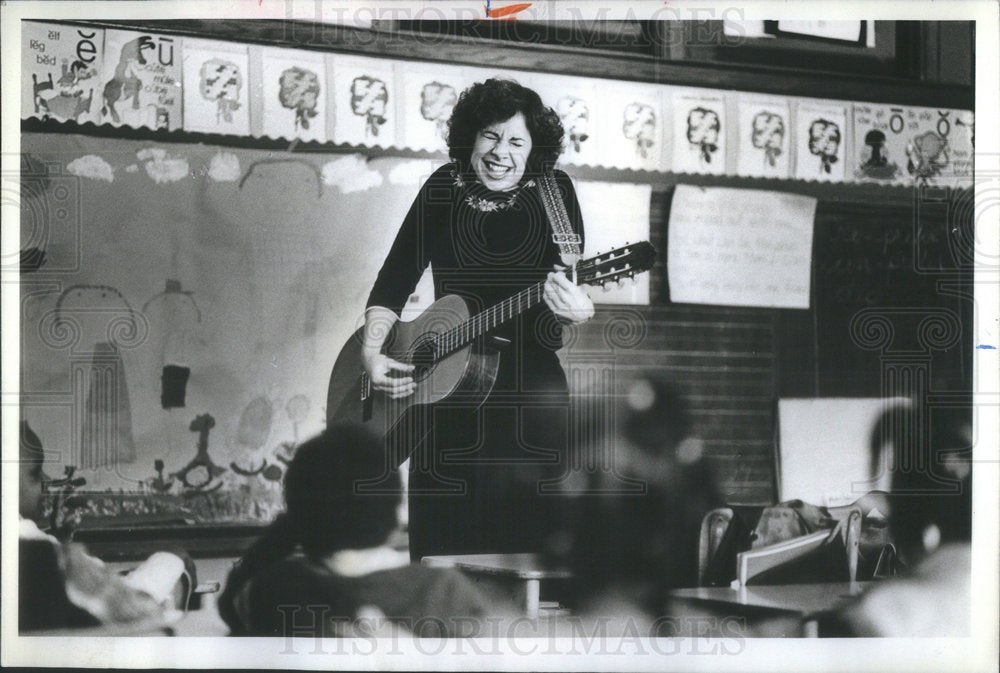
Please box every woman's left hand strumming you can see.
[544,269,595,325]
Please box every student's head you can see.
[448,78,564,186]
[620,376,695,459]
[890,407,973,562]
[19,421,47,522]
[554,376,722,613]
[282,424,400,557]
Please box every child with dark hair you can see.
[18,421,193,632]
[889,408,973,563]
[822,406,974,636]
[218,423,494,637]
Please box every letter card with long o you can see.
[851,102,911,185]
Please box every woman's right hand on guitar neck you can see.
[363,306,416,399]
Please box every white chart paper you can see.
[668,185,816,308]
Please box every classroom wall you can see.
[20,132,430,500]
[21,131,974,518]
[20,132,664,516]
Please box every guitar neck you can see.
[427,241,656,362]
[435,280,547,359]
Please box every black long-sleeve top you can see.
[367,164,585,357]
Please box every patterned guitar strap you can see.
[536,169,582,279]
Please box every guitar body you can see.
[326,241,657,466]
[326,294,501,464]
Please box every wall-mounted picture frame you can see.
[673,20,909,79]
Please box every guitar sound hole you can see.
[407,338,437,383]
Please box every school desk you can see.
[421,553,572,618]
[669,581,873,637]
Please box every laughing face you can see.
[470,112,533,192]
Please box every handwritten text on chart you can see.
[667,185,817,309]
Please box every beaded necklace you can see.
[451,167,535,213]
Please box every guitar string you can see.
[422,242,648,362]
[429,255,608,361]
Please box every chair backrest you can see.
[776,397,910,507]
[19,538,100,632]
[735,506,862,586]
[697,502,867,587]
[697,508,734,586]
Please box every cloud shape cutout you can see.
[207,152,241,182]
[321,155,383,193]
[66,155,114,182]
[137,148,190,184]
[388,160,436,186]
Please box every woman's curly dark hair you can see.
[447,78,565,174]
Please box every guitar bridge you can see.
[361,372,373,422]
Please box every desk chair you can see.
[697,397,907,587]
[736,504,862,586]
[18,537,216,636]
[697,503,863,587]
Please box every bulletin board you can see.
[19,132,427,525]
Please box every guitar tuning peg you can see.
[602,282,612,293]
[616,279,626,289]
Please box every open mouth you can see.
[482,160,513,179]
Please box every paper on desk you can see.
[120,551,186,604]
[667,185,816,309]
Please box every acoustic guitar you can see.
[326,241,656,464]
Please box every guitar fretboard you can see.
[432,281,547,360]
[424,241,652,361]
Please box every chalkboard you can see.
[556,191,781,505]
[655,184,974,399]
[632,185,974,503]
[792,189,974,397]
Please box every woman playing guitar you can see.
[362,78,594,561]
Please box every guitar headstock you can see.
[576,241,657,289]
